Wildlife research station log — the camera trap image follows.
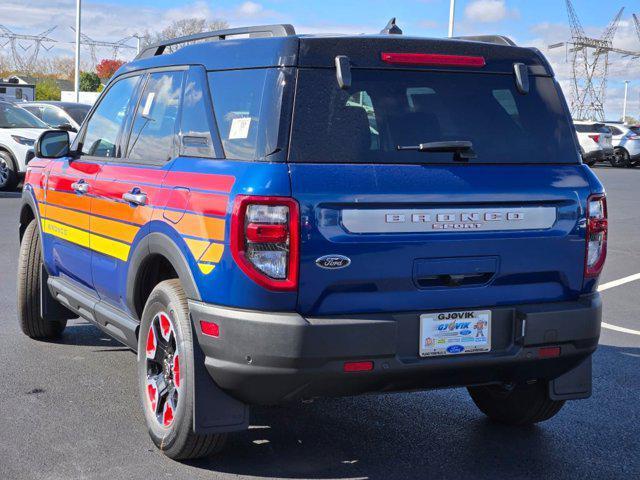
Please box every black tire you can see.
[0,150,18,191]
[468,381,565,426]
[17,220,67,339]
[611,148,631,168]
[584,159,596,167]
[137,279,226,460]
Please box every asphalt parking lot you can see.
[0,166,638,480]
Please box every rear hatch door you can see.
[288,64,590,316]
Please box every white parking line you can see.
[598,273,640,292]
[598,273,640,336]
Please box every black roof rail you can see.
[452,35,517,47]
[136,24,296,59]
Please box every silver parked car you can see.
[605,123,640,168]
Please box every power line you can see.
[550,2,640,121]
[0,25,57,73]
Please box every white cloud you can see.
[464,0,517,23]
[238,1,263,16]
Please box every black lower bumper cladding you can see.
[189,294,601,406]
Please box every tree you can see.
[141,18,229,53]
[36,78,61,101]
[96,59,125,80]
[79,71,101,92]
[624,116,638,125]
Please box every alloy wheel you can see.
[0,157,9,188]
[145,311,181,428]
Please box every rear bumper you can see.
[189,294,601,405]
[582,149,605,163]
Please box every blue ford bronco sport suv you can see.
[17,22,606,460]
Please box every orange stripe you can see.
[91,196,153,225]
[173,213,225,241]
[47,190,91,214]
[91,215,140,243]
[44,204,90,231]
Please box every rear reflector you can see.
[344,361,374,372]
[538,346,561,358]
[381,52,486,68]
[200,320,220,338]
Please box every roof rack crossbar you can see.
[452,35,517,47]
[136,24,296,59]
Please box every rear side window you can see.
[127,71,184,163]
[208,68,290,161]
[179,68,216,158]
[289,69,578,164]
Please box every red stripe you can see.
[98,164,167,184]
[165,171,235,193]
[180,191,228,217]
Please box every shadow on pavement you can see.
[56,321,125,349]
[184,344,640,480]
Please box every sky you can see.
[1,0,639,119]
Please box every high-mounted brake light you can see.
[585,194,607,278]
[231,195,299,291]
[381,52,486,68]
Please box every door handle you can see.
[122,191,147,206]
[71,181,89,194]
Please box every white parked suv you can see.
[605,122,640,168]
[0,100,50,190]
[574,120,614,167]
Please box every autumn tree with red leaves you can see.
[96,59,125,80]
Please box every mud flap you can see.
[191,326,250,434]
[40,265,73,322]
[548,356,592,401]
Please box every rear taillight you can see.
[588,134,600,144]
[231,195,299,291]
[585,194,607,278]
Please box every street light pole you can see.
[448,0,456,37]
[622,80,629,123]
[74,0,81,103]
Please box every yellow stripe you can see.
[90,234,130,262]
[42,219,90,249]
[184,238,210,260]
[200,243,224,263]
[198,263,215,275]
[41,218,130,262]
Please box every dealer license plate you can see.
[419,310,491,357]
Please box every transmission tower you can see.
[550,2,640,121]
[70,28,136,68]
[0,25,56,73]
[634,14,640,44]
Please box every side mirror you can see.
[35,130,70,159]
[58,123,77,133]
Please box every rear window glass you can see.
[575,123,604,133]
[289,69,578,164]
[208,68,291,161]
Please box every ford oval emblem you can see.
[315,255,351,270]
[446,345,465,354]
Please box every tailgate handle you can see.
[413,257,498,289]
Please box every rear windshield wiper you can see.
[397,140,477,161]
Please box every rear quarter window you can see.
[208,68,292,161]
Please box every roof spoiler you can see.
[452,35,517,47]
[136,24,296,59]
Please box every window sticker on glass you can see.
[229,117,251,139]
[142,92,155,117]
